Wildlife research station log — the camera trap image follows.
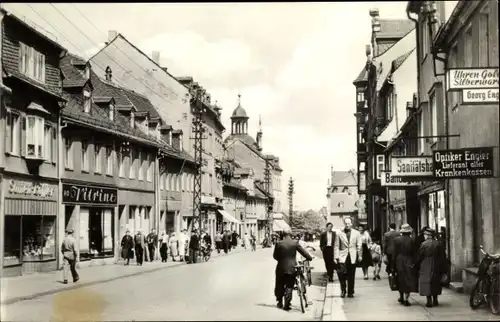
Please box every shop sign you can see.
[390,156,434,177]
[8,180,55,198]
[462,88,499,104]
[381,171,421,187]
[447,68,499,91]
[63,184,118,205]
[433,147,495,179]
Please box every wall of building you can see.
[226,140,267,180]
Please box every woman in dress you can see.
[360,225,374,280]
[416,228,447,308]
[392,224,418,306]
[159,231,169,262]
[178,229,188,262]
[169,232,179,261]
[121,230,134,266]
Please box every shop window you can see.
[26,115,44,159]
[22,215,56,262]
[19,42,45,83]
[106,146,113,176]
[80,208,114,259]
[4,216,21,266]
[64,136,74,170]
[82,140,89,172]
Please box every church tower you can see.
[230,94,249,135]
[256,115,263,151]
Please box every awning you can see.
[217,210,240,224]
[273,219,290,232]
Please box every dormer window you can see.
[109,103,115,121]
[105,66,112,82]
[130,112,135,128]
[83,90,92,113]
[19,42,45,83]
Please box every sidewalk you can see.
[0,245,256,305]
[322,268,498,321]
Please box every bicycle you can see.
[200,244,212,262]
[294,260,311,314]
[304,246,316,286]
[469,245,500,315]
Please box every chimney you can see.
[152,51,160,65]
[108,30,117,42]
[369,8,380,56]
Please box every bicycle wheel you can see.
[204,253,210,262]
[296,275,305,313]
[470,278,487,309]
[488,275,500,315]
[300,276,309,308]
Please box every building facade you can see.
[408,0,499,292]
[0,11,66,277]
[326,169,363,230]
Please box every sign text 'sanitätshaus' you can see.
[390,157,433,177]
[433,148,494,179]
[447,68,499,90]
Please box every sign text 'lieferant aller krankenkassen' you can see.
[432,148,495,179]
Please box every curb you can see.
[1,247,263,306]
[321,281,347,321]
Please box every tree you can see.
[289,209,326,235]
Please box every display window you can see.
[79,208,114,260]
[3,215,56,266]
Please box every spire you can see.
[237,93,241,106]
[258,114,262,133]
[330,165,334,185]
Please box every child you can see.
[370,237,382,280]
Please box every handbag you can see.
[440,272,450,286]
[389,273,399,291]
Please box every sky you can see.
[3,2,410,211]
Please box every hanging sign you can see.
[390,156,434,177]
[381,171,421,187]
[447,68,499,91]
[462,88,499,103]
[433,147,495,179]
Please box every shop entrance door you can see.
[89,209,103,255]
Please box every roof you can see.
[6,70,65,101]
[223,180,247,191]
[255,181,273,199]
[433,1,467,50]
[330,171,357,187]
[225,133,257,148]
[61,53,89,88]
[377,19,415,39]
[231,103,248,119]
[122,89,160,120]
[391,48,415,73]
[253,185,267,199]
[353,66,368,84]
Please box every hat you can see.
[66,228,74,234]
[423,227,436,236]
[400,224,413,234]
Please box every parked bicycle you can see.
[294,260,313,314]
[200,244,212,262]
[469,245,500,315]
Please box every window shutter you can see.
[5,111,12,153]
[52,126,57,163]
[21,116,27,156]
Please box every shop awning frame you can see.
[217,210,241,224]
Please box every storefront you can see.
[2,177,58,277]
[159,194,181,234]
[243,218,257,236]
[117,189,155,240]
[62,182,117,266]
[217,209,240,232]
[201,195,218,238]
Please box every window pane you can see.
[27,117,36,156]
[44,124,51,160]
[12,113,20,153]
[22,215,56,262]
[4,216,21,265]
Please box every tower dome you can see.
[231,94,249,119]
[230,94,249,135]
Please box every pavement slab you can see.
[1,247,328,321]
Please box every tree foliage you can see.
[289,209,326,235]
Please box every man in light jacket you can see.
[61,228,79,284]
[334,216,362,298]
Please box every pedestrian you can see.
[146,228,158,262]
[416,227,447,308]
[383,223,400,274]
[243,233,250,249]
[121,229,134,265]
[250,232,257,251]
[159,231,169,262]
[334,216,362,298]
[392,223,418,307]
[188,229,200,264]
[231,230,239,249]
[134,230,146,266]
[370,237,382,280]
[169,232,179,261]
[273,229,313,311]
[178,229,188,262]
[416,226,428,249]
[61,228,79,284]
[223,230,231,254]
[360,225,373,280]
[202,229,212,249]
[320,222,337,282]
[215,231,223,254]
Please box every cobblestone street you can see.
[1,247,326,321]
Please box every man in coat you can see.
[223,230,231,254]
[121,229,134,265]
[334,216,362,298]
[134,230,146,266]
[146,228,159,262]
[189,229,200,264]
[273,229,313,311]
[320,222,337,282]
[383,223,400,274]
[61,228,79,284]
